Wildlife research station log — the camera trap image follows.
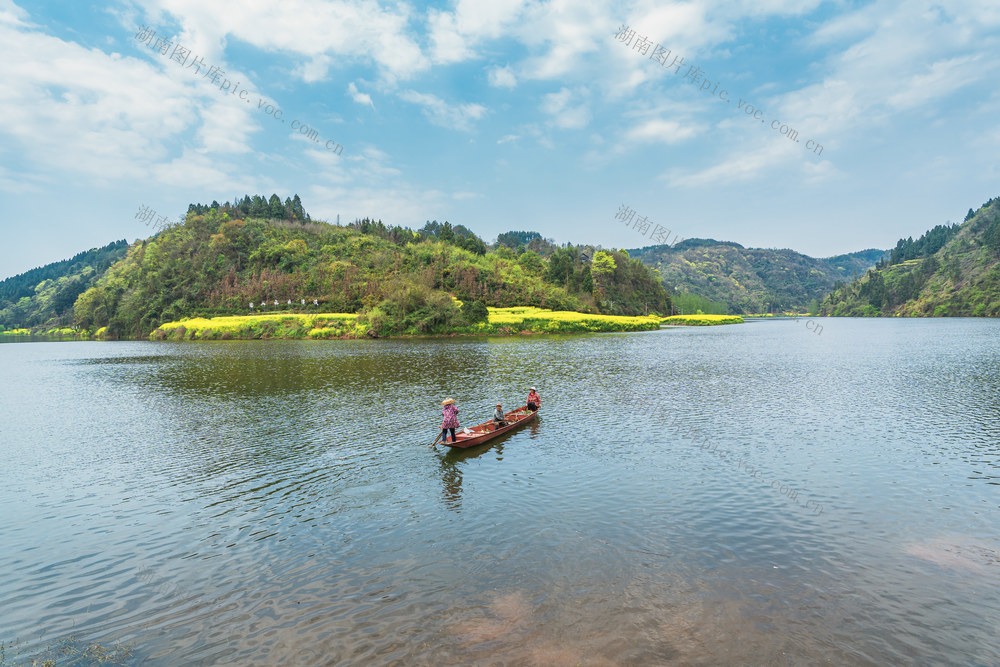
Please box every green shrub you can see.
[460,299,489,324]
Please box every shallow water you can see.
[1,318,998,665]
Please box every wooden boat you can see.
[440,405,537,448]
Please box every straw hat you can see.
[441,397,456,405]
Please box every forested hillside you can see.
[819,196,1000,316]
[0,240,129,330]
[73,204,670,339]
[629,240,884,314]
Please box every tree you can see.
[251,195,267,217]
[517,251,545,276]
[497,230,541,250]
[546,249,573,285]
[268,194,284,219]
[983,215,1000,255]
[590,250,616,284]
[461,299,489,324]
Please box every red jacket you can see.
[527,391,541,407]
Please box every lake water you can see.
[1,318,998,665]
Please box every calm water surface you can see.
[1,318,998,665]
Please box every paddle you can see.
[431,432,442,446]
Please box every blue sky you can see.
[2,0,999,277]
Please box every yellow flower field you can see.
[146,306,664,340]
[660,314,744,326]
[151,313,358,340]
[485,306,661,333]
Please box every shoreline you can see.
[146,307,666,341]
[2,311,750,341]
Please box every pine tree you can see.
[268,194,284,219]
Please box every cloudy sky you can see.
[2,0,999,277]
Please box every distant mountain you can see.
[0,240,129,330]
[819,196,1000,316]
[628,239,885,314]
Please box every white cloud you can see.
[540,87,590,129]
[664,139,797,187]
[885,55,983,111]
[793,0,1000,134]
[146,0,430,82]
[520,1,607,80]
[427,0,528,64]
[347,82,375,109]
[399,90,487,131]
[0,0,30,27]
[295,54,333,84]
[488,65,517,89]
[0,19,191,185]
[149,148,248,191]
[625,118,697,144]
[195,99,259,154]
[0,165,45,194]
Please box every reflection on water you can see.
[1,320,999,664]
[438,420,540,512]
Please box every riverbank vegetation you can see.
[661,314,744,326]
[0,327,87,337]
[67,196,671,339]
[149,306,661,340]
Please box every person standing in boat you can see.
[493,403,508,430]
[527,387,541,412]
[441,398,460,444]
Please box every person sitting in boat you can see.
[441,398,460,444]
[493,403,508,430]
[527,387,541,412]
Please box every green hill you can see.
[0,240,129,331]
[628,240,884,314]
[70,200,671,339]
[819,196,1000,316]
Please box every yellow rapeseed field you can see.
[148,307,662,339]
[151,313,358,340]
[660,314,744,326]
[487,306,661,332]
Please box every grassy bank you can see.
[149,307,661,340]
[661,314,744,326]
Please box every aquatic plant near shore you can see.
[0,635,134,666]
